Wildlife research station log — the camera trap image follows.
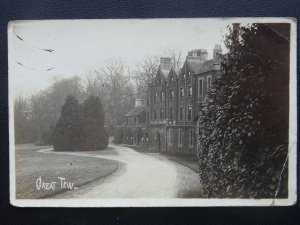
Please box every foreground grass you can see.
[15,144,118,199]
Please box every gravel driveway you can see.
[52,143,202,199]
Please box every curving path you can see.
[39,142,201,198]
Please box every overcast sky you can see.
[9,19,233,97]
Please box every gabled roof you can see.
[158,68,171,79]
[167,67,180,79]
[125,106,146,117]
[186,60,206,73]
[185,58,222,75]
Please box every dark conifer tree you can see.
[79,96,108,151]
[53,95,81,151]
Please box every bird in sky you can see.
[14,32,55,52]
[46,67,55,71]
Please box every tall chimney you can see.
[187,49,208,61]
[213,45,222,59]
[159,57,173,71]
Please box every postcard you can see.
[8,18,297,207]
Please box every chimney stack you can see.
[213,45,222,59]
[159,57,173,71]
[187,49,208,61]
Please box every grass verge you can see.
[15,144,118,199]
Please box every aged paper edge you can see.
[8,17,297,207]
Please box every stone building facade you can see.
[119,45,222,154]
[122,99,146,145]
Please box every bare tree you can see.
[48,76,85,122]
[96,59,135,129]
[84,71,106,98]
[132,55,160,97]
[27,76,85,144]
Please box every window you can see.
[168,129,173,146]
[188,86,192,97]
[170,76,174,82]
[147,98,150,106]
[134,117,137,124]
[182,73,185,80]
[170,90,174,100]
[155,93,158,103]
[160,108,164,119]
[187,71,191,78]
[180,87,184,98]
[198,78,203,98]
[156,78,161,85]
[178,129,183,147]
[161,92,165,101]
[179,107,184,121]
[126,117,129,125]
[154,109,157,119]
[189,129,194,147]
[169,107,173,120]
[145,133,149,141]
[187,106,192,121]
[207,75,212,92]
[146,111,149,123]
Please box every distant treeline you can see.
[14,60,136,145]
[13,51,186,146]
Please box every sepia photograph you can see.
[8,18,297,207]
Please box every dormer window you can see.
[188,71,191,77]
[170,76,174,82]
[182,73,185,80]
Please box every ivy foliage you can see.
[198,23,290,198]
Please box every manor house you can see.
[120,45,222,154]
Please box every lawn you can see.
[15,144,118,199]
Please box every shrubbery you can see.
[79,96,108,151]
[197,24,289,198]
[53,95,108,151]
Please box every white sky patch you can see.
[9,19,231,97]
